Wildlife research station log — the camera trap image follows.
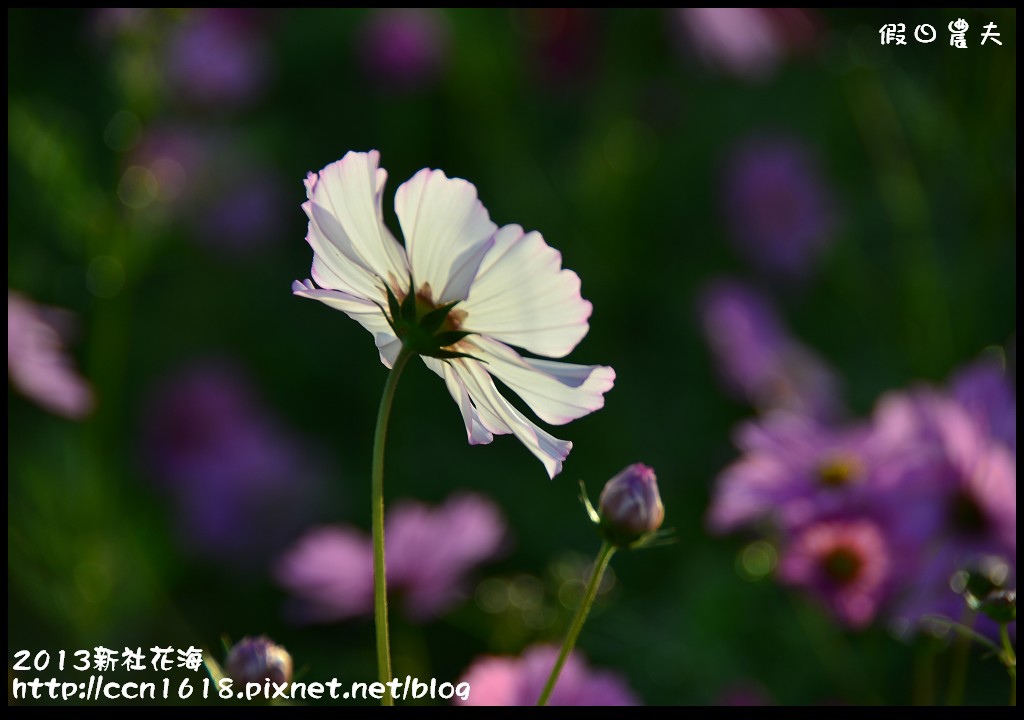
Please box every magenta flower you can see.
[456,644,640,706]
[275,493,506,623]
[950,354,1016,453]
[142,360,321,566]
[722,137,836,280]
[163,9,271,109]
[698,278,842,420]
[705,409,932,534]
[778,518,893,628]
[357,9,450,93]
[8,290,94,419]
[674,8,821,81]
[293,150,614,477]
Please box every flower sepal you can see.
[382,279,483,361]
[580,469,674,550]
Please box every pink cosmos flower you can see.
[293,150,614,477]
[275,493,506,623]
[456,644,640,706]
[778,518,893,628]
[8,290,94,419]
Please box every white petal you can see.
[306,151,410,300]
[395,168,497,304]
[292,280,400,368]
[469,336,615,426]
[452,358,572,478]
[422,357,494,445]
[461,224,592,358]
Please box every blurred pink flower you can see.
[674,8,821,81]
[778,518,892,628]
[357,9,450,92]
[456,644,640,706]
[163,9,272,109]
[275,493,506,623]
[8,290,94,419]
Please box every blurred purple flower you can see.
[357,9,450,93]
[456,644,640,706]
[163,9,271,109]
[8,290,94,419]
[674,8,821,81]
[515,9,598,92]
[698,278,842,419]
[128,124,286,255]
[778,517,893,629]
[275,493,506,623]
[722,137,836,279]
[196,171,287,255]
[715,682,775,706]
[706,410,933,534]
[143,360,321,566]
[950,354,1016,453]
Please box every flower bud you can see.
[598,463,664,547]
[975,589,1016,625]
[226,636,293,686]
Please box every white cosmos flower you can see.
[293,150,614,478]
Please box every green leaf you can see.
[578,479,600,524]
[919,614,1003,655]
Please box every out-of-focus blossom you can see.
[456,644,640,706]
[357,9,450,93]
[950,354,1016,453]
[722,137,836,280]
[275,493,506,623]
[90,8,152,41]
[514,9,598,91]
[706,411,930,534]
[293,150,614,478]
[698,278,842,419]
[142,360,321,566]
[715,682,775,706]
[778,517,893,628]
[196,172,287,255]
[128,125,286,255]
[873,389,1016,631]
[8,290,94,419]
[674,8,821,81]
[225,636,293,685]
[163,9,271,109]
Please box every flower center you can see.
[817,454,862,489]
[412,284,466,332]
[822,547,863,584]
[948,489,988,537]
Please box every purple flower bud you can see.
[226,636,293,686]
[598,464,664,546]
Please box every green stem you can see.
[371,346,414,707]
[537,541,616,706]
[1000,624,1015,706]
[945,609,974,706]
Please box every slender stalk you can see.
[371,346,414,706]
[945,609,975,706]
[537,541,616,706]
[1000,624,1016,706]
